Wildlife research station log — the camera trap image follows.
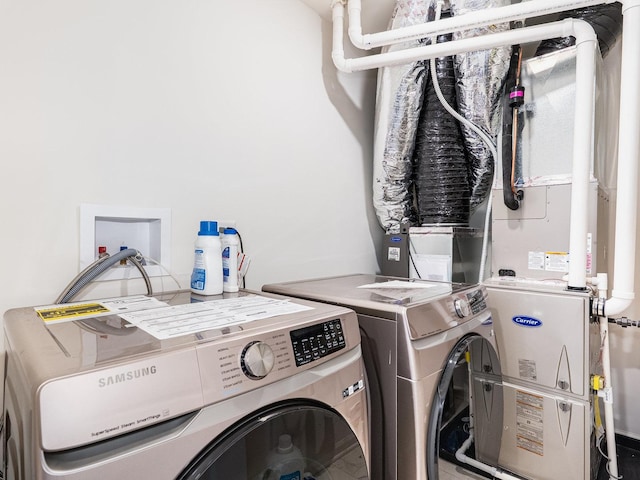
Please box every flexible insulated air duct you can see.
[413,31,471,225]
[373,0,436,233]
[535,2,623,57]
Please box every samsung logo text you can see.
[512,316,543,328]
[98,366,157,387]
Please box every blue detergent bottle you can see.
[263,434,305,480]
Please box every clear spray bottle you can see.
[222,227,240,293]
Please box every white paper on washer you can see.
[357,280,451,302]
[120,294,313,340]
[357,280,442,289]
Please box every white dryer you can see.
[264,274,503,480]
[2,291,370,479]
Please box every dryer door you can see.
[177,400,368,480]
[426,333,503,479]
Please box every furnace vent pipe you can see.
[332,13,595,73]
[567,22,597,291]
[332,11,597,290]
[602,0,640,317]
[345,0,613,50]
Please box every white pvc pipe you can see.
[346,0,613,50]
[567,22,597,290]
[333,12,590,72]
[600,319,620,479]
[604,0,640,317]
[455,434,523,480]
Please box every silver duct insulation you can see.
[451,0,512,211]
[373,0,436,234]
[373,0,511,233]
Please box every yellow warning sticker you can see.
[36,303,110,322]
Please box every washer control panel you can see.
[290,318,345,367]
[197,309,358,405]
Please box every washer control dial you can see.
[454,298,471,318]
[240,341,275,380]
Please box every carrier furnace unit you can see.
[485,43,619,480]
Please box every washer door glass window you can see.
[177,400,369,480]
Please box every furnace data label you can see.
[518,358,538,381]
[387,246,401,262]
[515,390,544,456]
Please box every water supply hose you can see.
[56,248,152,304]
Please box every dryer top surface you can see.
[263,274,483,322]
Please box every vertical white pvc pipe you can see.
[599,4,640,478]
[601,317,619,479]
[606,0,640,316]
[567,21,597,290]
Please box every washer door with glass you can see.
[177,400,369,480]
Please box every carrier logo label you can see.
[512,316,542,328]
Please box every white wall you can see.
[0,0,382,313]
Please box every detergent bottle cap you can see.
[198,221,219,236]
[277,434,294,454]
[223,227,237,235]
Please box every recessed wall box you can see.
[80,204,171,281]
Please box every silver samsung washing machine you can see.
[2,290,370,480]
[263,274,503,480]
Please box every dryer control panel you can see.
[454,288,487,318]
[290,318,346,367]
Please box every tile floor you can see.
[597,442,640,480]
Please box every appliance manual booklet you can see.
[35,294,313,340]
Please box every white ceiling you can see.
[299,0,396,33]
